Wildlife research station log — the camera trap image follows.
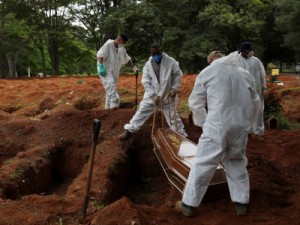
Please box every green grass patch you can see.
[76,79,84,85]
[11,167,25,179]
[178,101,190,116]
[278,115,293,130]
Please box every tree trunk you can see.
[39,45,47,76]
[6,51,19,78]
[48,36,59,75]
[13,51,19,78]
[0,51,5,78]
[6,54,14,78]
[280,60,283,72]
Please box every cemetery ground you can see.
[0,74,300,225]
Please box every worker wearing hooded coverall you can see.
[177,52,261,216]
[121,44,187,139]
[96,33,137,109]
[237,42,266,140]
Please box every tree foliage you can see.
[0,0,299,77]
[275,0,300,52]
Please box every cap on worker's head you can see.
[240,42,252,52]
[119,33,128,43]
[207,51,224,64]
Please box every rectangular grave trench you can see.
[0,144,89,199]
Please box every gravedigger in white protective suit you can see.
[236,42,267,142]
[175,52,261,217]
[96,33,138,110]
[119,43,187,141]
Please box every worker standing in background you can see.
[97,33,138,110]
[237,42,267,142]
[120,43,187,141]
[176,52,261,217]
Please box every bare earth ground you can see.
[0,74,299,225]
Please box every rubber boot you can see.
[175,201,195,217]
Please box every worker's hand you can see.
[132,66,138,74]
[188,111,194,127]
[263,88,268,97]
[167,88,177,98]
[98,63,106,77]
[152,95,162,106]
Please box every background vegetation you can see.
[0,0,299,78]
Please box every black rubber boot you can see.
[235,203,248,216]
[175,201,195,217]
[119,130,132,141]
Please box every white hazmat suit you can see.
[124,53,187,137]
[97,40,132,109]
[182,53,261,207]
[237,51,266,136]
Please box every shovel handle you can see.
[135,70,139,109]
[93,119,101,143]
[78,119,101,224]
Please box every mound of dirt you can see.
[0,76,299,225]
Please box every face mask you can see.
[118,44,124,48]
[247,51,254,57]
[153,54,162,63]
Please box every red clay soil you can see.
[0,75,299,225]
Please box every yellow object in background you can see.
[271,69,279,76]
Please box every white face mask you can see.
[118,44,124,48]
[247,51,254,57]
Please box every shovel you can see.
[78,119,101,224]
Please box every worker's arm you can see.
[120,48,138,72]
[258,60,267,96]
[188,73,207,127]
[247,72,261,126]
[98,57,104,64]
[96,43,108,76]
[127,59,134,68]
[127,59,138,73]
[97,57,106,76]
[170,60,182,91]
[96,41,109,62]
[142,62,156,98]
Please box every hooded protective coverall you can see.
[124,53,187,137]
[182,53,261,207]
[97,39,132,109]
[237,51,266,136]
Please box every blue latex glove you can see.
[97,63,106,77]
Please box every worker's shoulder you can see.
[143,58,152,69]
[145,57,152,64]
[251,56,263,63]
[162,52,170,57]
[98,40,113,51]
[103,39,114,47]
[162,53,177,62]
[237,67,255,82]
[198,64,219,79]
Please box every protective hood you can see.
[212,51,240,66]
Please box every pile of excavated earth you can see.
[0,75,299,225]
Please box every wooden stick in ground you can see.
[78,119,101,224]
[135,70,139,110]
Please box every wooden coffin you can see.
[152,128,229,201]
